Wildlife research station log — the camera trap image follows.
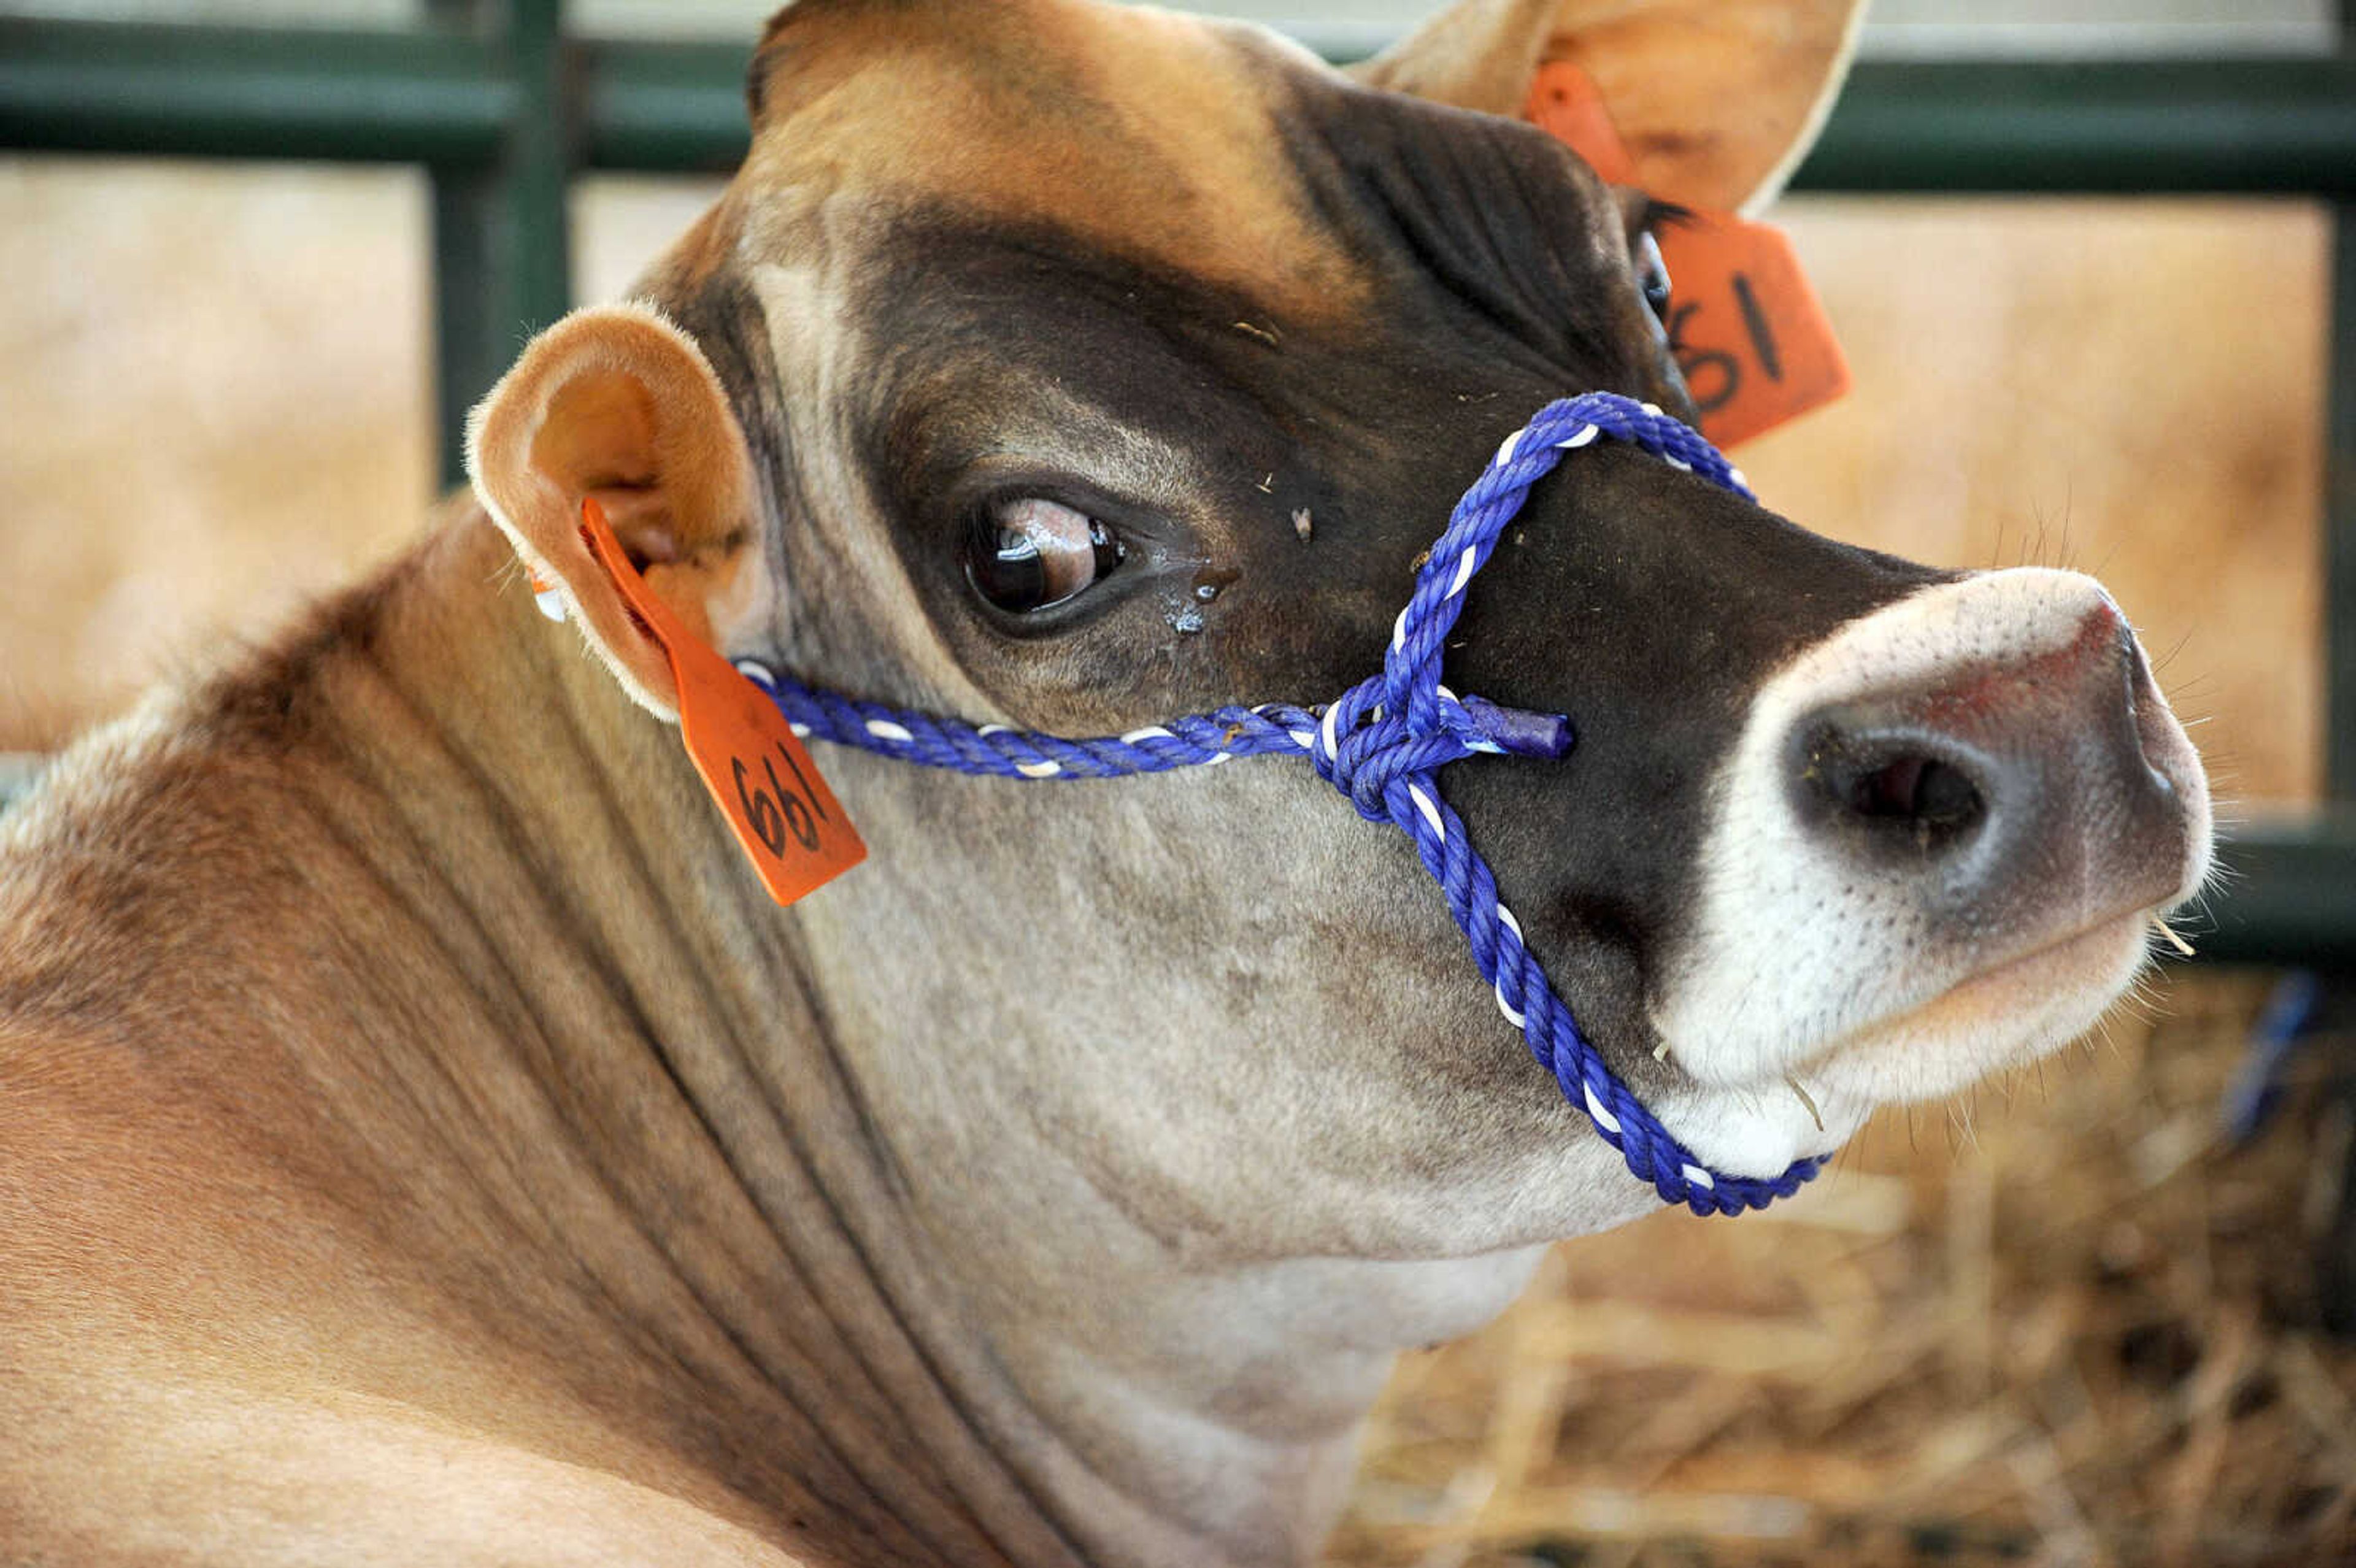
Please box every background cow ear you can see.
[468,302,769,718]
[1349,0,1869,215]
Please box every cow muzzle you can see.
[1795,588,2194,929]
[1655,567,2213,1117]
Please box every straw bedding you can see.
[1329,970,2356,1567]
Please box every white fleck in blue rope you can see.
[742,392,1816,1216]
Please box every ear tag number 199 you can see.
[577,498,866,907]
[1525,63,1850,449]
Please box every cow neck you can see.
[198,511,1057,1567]
[282,509,1566,1568]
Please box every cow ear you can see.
[1345,0,1558,121]
[1349,0,1868,215]
[468,302,769,719]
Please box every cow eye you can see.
[1636,231,1672,323]
[966,496,1126,614]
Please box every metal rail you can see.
[1,8,2352,969]
[2334,204,2356,799]
[7,20,2354,477]
[423,0,569,490]
[7,23,2356,189]
[2204,818,2356,970]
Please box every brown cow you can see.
[0,2,2208,1564]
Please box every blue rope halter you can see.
[741,392,1819,1216]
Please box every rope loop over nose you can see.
[737,393,1822,1216]
[1311,393,1725,823]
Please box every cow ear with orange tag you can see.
[577,498,866,908]
[1525,61,1849,449]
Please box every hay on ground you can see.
[1330,970,2356,1568]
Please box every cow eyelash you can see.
[1633,197,1695,236]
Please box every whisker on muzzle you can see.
[1784,1075,1824,1133]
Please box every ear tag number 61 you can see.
[1525,63,1850,448]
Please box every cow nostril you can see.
[1771,592,2204,959]
[1850,753,1984,831]
[1804,728,1990,856]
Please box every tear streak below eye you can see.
[966,496,1125,614]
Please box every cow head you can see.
[469,0,2209,1258]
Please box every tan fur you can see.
[1349,0,1564,117]
[741,0,1372,325]
[2,525,825,1564]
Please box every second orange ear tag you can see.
[1525,62,1849,448]
[577,498,865,907]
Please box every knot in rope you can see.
[1309,683,1571,823]
[739,392,1830,1217]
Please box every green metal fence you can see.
[2,3,2354,965]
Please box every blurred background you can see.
[2,1,2352,1562]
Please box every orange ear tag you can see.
[1523,61,1849,448]
[577,498,866,907]
[1648,218,1849,449]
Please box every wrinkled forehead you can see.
[739,0,1373,320]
